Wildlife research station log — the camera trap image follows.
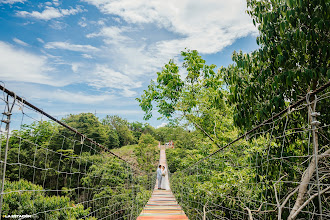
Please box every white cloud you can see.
[37,38,45,44]
[71,63,80,73]
[86,26,162,77]
[45,41,99,52]
[78,17,88,27]
[7,83,117,104]
[113,18,121,23]
[83,0,257,54]
[22,21,35,25]
[52,0,60,6]
[78,20,87,27]
[16,6,85,20]
[83,0,163,24]
[87,26,132,44]
[49,89,116,104]
[0,0,26,4]
[0,41,62,86]
[49,20,68,30]
[88,64,142,97]
[98,19,106,25]
[82,0,258,86]
[82,54,93,59]
[92,109,143,115]
[157,122,167,128]
[13,37,29,46]
[121,88,137,97]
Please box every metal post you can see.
[0,94,15,217]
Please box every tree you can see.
[2,180,95,219]
[137,59,183,121]
[137,50,233,147]
[62,113,108,146]
[223,0,329,129]
[137,1,329,219]
[134,134,158,172]
[107,129,120,149]
[129,121,144,142]
[102,115,135,147]
[3,121,59,186]
[221,1,330,218]
[129,121,156,142]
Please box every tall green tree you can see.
[102,115,135,147]
[137,50,237,147]
[107,129,120,149]
[134,134,159,172]
[62,113,108,145]
[223,0,329,129]
[129,121,155,142]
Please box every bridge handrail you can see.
[176,80,330,174]
[0,84,141,174]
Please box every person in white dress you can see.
[161,166,170,190]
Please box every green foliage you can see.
[135,1,330,219]
[137,50,224,125]
[2,180,96,220]
[137,59,183,120]
[103,115,135,147]
[169,136,275,219]
[134,134,159,172]
[2,113,157,219]
[81,153,129,188]
[129,122,155,142]
[63,113,108,145]
[59,113,139,149]
[111,144,138,165]
[4,121,59,184]
[137,49,234,151]
[223,0,329,129]
[79,152,153,218]
[107,129,120,148]
[138,133,158,147]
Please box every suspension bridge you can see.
[137,146,188,220]
[0,81,329,220]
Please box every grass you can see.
[112,144,138,166]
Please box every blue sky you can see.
[0,0,259,128]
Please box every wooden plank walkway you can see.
[137,146,188,220]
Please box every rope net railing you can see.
[0,85,155,219]
[170,83,330,220]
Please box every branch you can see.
[274,174,288,220]
[245,207,253,220]
[250,202,266,212]
[288,148,330,220]
[280,187,299,211]
[291,186,330,220]
[319,148,330,159]
[258,209,276,214]
[185,114,221,148]
[203,200,208,220]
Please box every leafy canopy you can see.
[223,0,330,129]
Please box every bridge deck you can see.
[137,146,188,220]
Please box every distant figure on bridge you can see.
[157,165,162,189]
[161,166,170,190]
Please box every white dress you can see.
[161,168,170,190]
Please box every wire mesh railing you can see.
[170,82,330,220]
[0,84,156,219]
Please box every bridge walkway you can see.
[137,146,188,220]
